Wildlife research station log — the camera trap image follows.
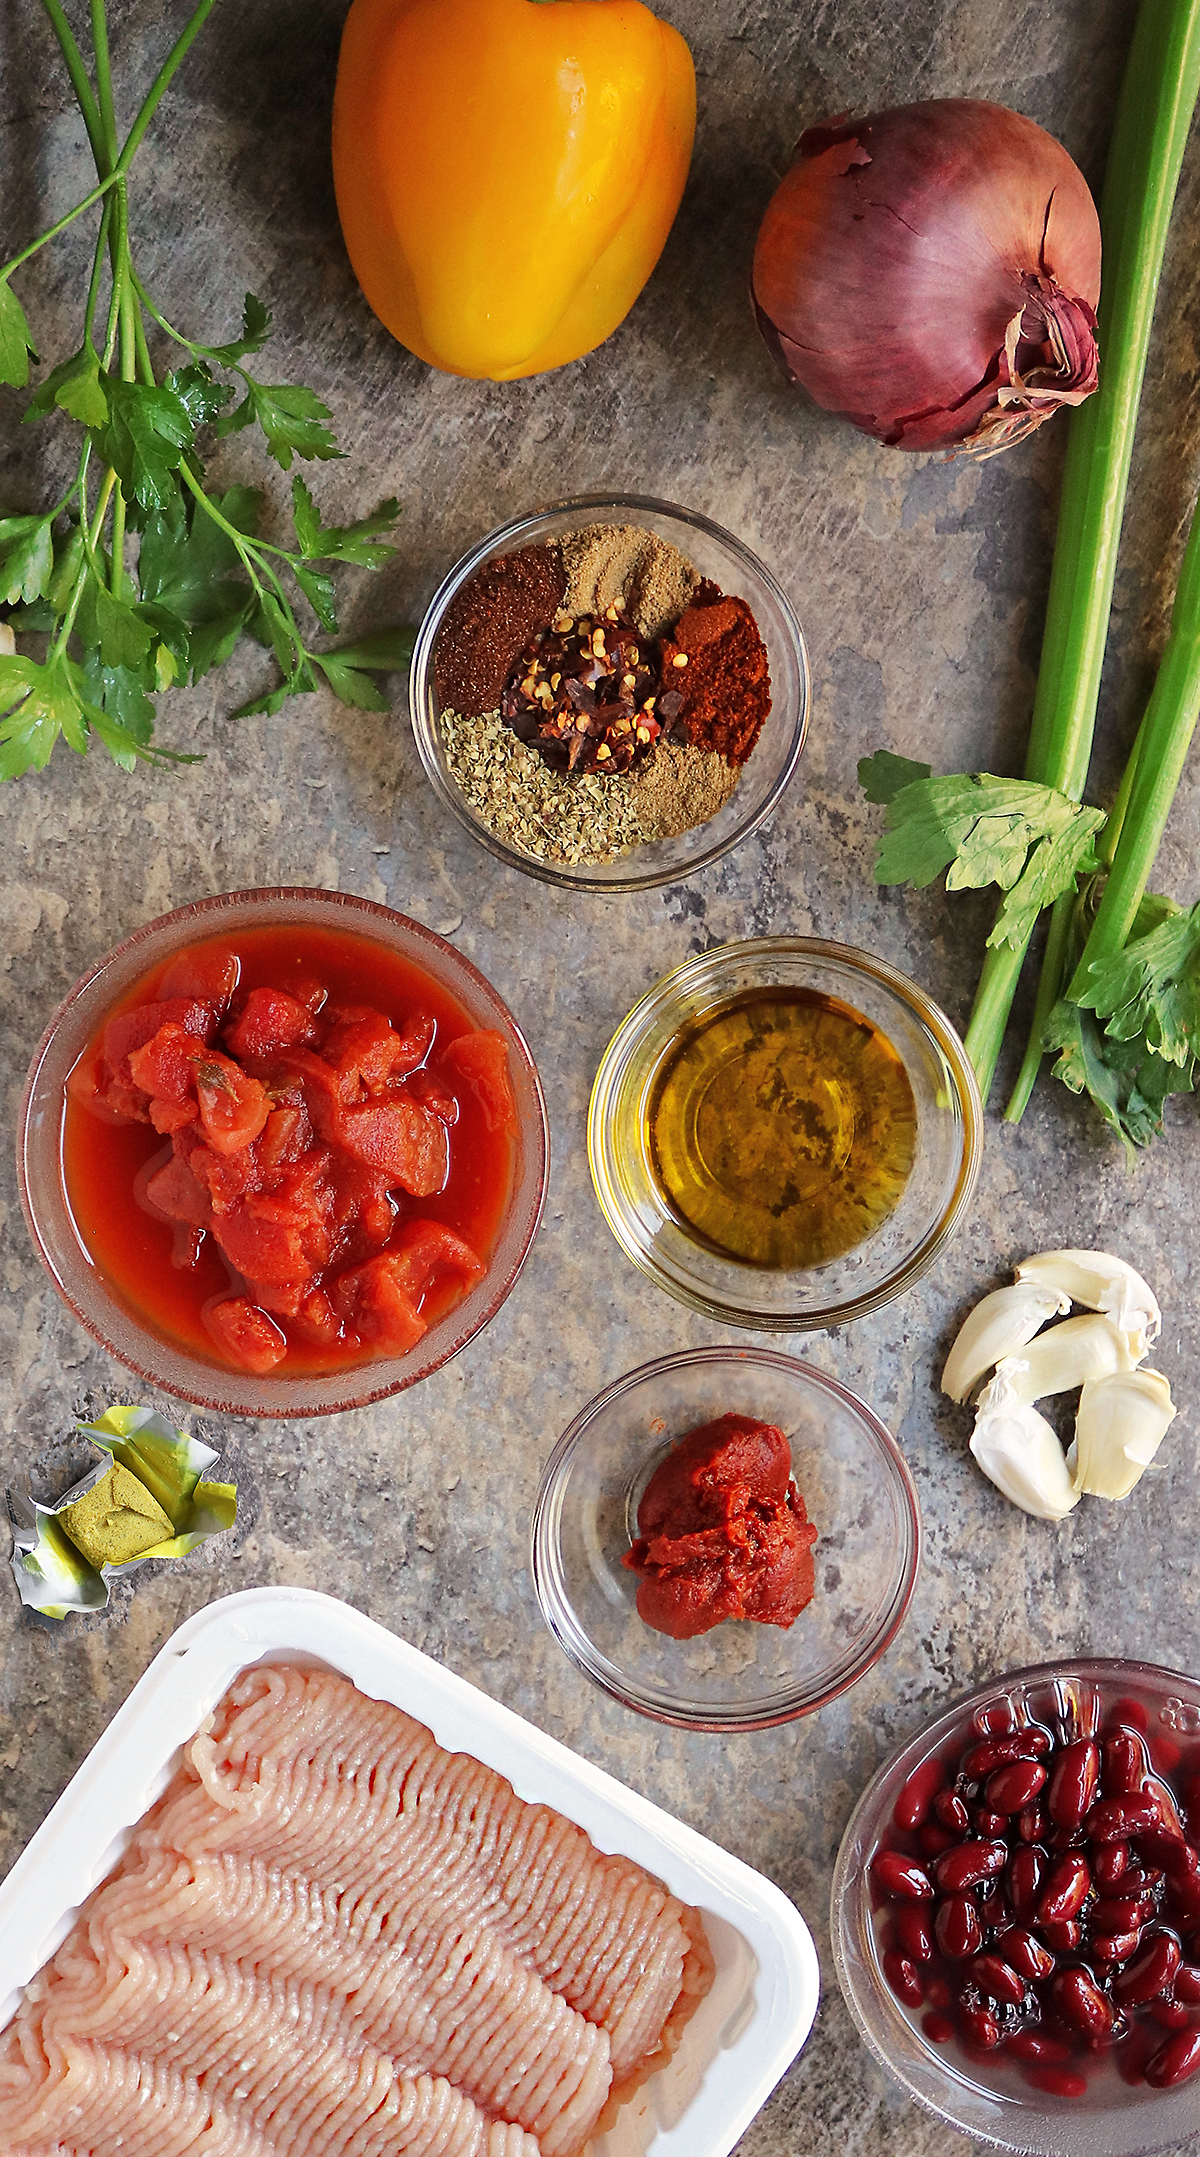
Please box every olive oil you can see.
[646,986,917,1268]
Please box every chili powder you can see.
[662,581,772,765]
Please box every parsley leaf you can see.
[0,653,86,777]
[93,585,154,671]
[0,515,55,605]
[324,626,415,672]
[24,341,107,428]
[0,279,36,388]
[312,652,389,711]
[291,477,399,566]
[1074,897,1200,1064]
[166,361,232,430]
[293,561,339,633]
[193,293,272,368]
[138,484,260,636]
[89,375,195,511]
[218,379,340,469]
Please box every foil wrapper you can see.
[8,1405,237,1619]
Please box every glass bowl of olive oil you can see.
[588,938,982,1329]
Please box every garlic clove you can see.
[992,1313,1137,1404]
[1071,1368,1177,1499]
[1015,1249,1161,1361]
[941,1281,1072,1403]
[970,1393,1081,1520]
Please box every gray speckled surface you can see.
[2,0,1199,2149]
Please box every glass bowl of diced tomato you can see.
[17,888,548,1418]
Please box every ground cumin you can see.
[662,581,772,765]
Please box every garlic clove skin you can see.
[1015,1250,1161,1361]
[1070,1368,1177,1499]
[992,1313,1138,1405]
[941,1281,1072,1403]
[970,1393,1081,1520]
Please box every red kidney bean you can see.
[1103,1726,1151,1796]
[961,1734,1048,1779]
[933,1790,971,1833]
[936,1841,1008,1893]
[1139,1830,1199,1880]
[959,2004,1001,2049]
[1093,1929,1143,1964]
[1108,1695,1150,1734]
[926,1975,951,2010]
[1052,1967,1114,2038]
[883,1950,925,2008]
[936,1894,984,1960]
[1023,2064,1089,2098]
[970,1952,1026,2007]
[872,1849,934,1900]
[1145,2029,1200,2088]
[1048,1739,1100,1831]
[922,2009,955,2044]
[1152,1734,1184,1777]
[978,1879,1009,1927]
[894,1756,947,1832]
[996,1926,1056,1981]
[1018,1805,1047,1844]
[1093,1841,1130,1889]
[1113,1933,1183,2006]
[1007,2029,1070,2064]
[1007,1845,1046,1921]
[1148,1997,1191,2030]
[1037,1852,1091,1926]
[894,1904,935,1963]
[1145,1779,1188,1838]
[1174,1963,1200,2003]
[1166,1874,1200,1923]
[1039,1919,1083,1952]
[986,1758,1048,1814]
[975,1703,1019,1736]
[1086,1797,1161,1840]
[1120,1864,1160,1895]
[918,1821,957,1859]
[1093,1895,1155,1933]
[974,1810,1010,1838]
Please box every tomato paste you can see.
[622,1412,818,1639]
[63,925,517,1378]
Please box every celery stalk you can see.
[1065,489,1200,992]
[962,0,1200,1106]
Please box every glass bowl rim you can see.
[407,491,811,893]
[17,884,549,1420]
[831,1651,1200,2156]
[530,1342,922,1732]
[586,933,985,1331]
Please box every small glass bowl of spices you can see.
[408,495,809,890]
[588,937,983,1330]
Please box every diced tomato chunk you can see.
[141,1153,212,1230]
[158,949,241,1009]
[329,1156,396,1245]
[386,1219,485,1297]
[98,999,215,1121]
[149,1096,199,1135]
[128,1021,201,1105]
[438,1030,516,1136]
[212,1200,313,1288]
[204,1297,287,1374]
[185,1136,258,1215]
[331,1254,427,1354]
[278,1046,355,1129]
[224,987,319,1062]
[257,1103,311,1174]
[295,1288,341,1342]
[194,1052,271,1156]
[406,1068,460,1126]
[322,1008,435,1093]
[334,1097,449,1196]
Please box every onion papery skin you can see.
[752,99,1101,454]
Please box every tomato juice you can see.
[62,923,517,1378]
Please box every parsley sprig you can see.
[0,1,412,781]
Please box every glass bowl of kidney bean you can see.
[832,1658,1200,2154]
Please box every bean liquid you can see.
[646,986,917,1268]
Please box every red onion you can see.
[752,99,1101,453]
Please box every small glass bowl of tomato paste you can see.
[531,1346,920,1731]
[833,1657,1200,2156]
[18,888,548,1418]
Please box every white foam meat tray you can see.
[0,1587,818,2157]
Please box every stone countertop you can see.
[2,0,1199,2151]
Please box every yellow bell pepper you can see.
[331,0,695,380]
